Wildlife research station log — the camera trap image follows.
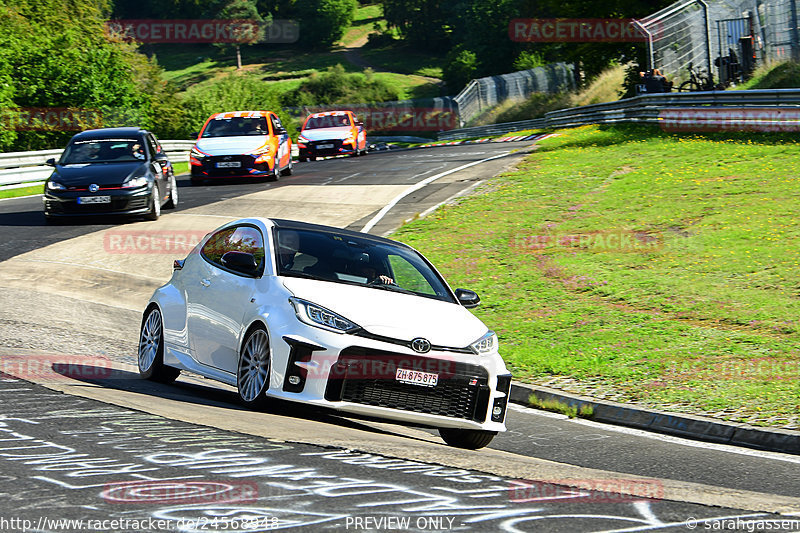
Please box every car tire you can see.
[163,174,178,209]
[284,158,293,176]
[309,156,316,161]
[237,326,271,408]
[299,156,307,163]
[267,159,280,182]
[144,187,161,221]
[438,428,497,449]
[190,178,205,186]
[138,306,180,384]
[44,214,62,225]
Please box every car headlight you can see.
[289,297,360,333]
[343,135,355,145]
[297,135,310,144]
[122,175,148,189]
[469,330,498,355]
[190,147,207,159]
[46,180,66,191]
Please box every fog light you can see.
[493,406,503,417]
[288,375,301,385]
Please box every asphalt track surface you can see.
[0,142,797,531]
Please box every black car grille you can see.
[47,195,148,214]
[309,140,345,154]
[324,347,491,422]
[201,155,263,176]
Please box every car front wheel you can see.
[438,428,497,449]
[237,326,271,407]
[138,306,180,383]
[164,174,178,209]
[144,186,161,221]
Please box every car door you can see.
[145,134,166,201]
[270,113,291,169]
[186,224,264,373]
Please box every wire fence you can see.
[639,0,800,87]
[452,63,576,126]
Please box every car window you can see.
[145,135,158,158]
[202,116,269,137]
[273,227,454,303]
[60,139,147,164]
[303,114,350,130]
[270,114,283,134]
[201,225,265,275]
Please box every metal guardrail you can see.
[437,88,800,140]
[0,140,195,188]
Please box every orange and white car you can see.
[296,110,367,161]
[190,110,292,184]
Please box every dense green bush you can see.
[294,0,357,49]
[442,46,477,94]
[182,73,297,136]
[280,64,400,106]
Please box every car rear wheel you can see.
[284,158,293,176]
[144,187,161,221]
[438,428,497,449]
[138,307,180,383]
[164,174,178,209]
[237,326,271,407]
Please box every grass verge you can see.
[0,183,43,199]
[391,124,800,429]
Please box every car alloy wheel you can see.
[145,186,161,221]
[138,306,180,383]
[164,174,178,209]
[237,327,271,406]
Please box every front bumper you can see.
[270,323,511,432]
[43,187,152,217]
[298,139,357,158]
[191,153,275,179]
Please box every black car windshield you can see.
[303,115,351,130]
[60,139,146,164]
[274,227,455,303]
[202,117,269,137]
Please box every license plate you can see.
[216,161,241,168]
[396,368,438,387]
[316,143,334,149]
[77,196,111,204]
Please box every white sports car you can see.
[138,218,512,449]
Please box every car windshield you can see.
[202,116,268,137]
[274,227,455,303]
[60,139,146,164]
[303,115,351,130]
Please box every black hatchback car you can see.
[43,127,177,222]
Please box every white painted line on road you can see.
[360,151,511,233]
[0,193,42,202]
[510,403,800,464]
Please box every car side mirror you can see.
[45,158,56,167]
[154,153,168,164]
[455,288,480,308]
[221,251,259,276]
[296,126,302,132]
[191,132,199,139]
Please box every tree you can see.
[442,46,477,93]
[382,0,450,48]
[293,0,357,49]
[216,0,266,69]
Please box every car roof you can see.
[307,110,353,118]
[210,111,271,119]
[72,127,146,140]
[269,218,410,249]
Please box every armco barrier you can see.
[0,140,195,188]
[437,87,800,140]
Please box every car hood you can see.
[195,136,270,155]
[52,162,148,187]
[300,128,353,142]
[280,277,488,348]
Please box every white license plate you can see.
[396,368,438,387]
[316,143,334,149]
[216,161,241,168]
[77,196,111,204]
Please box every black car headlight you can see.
[289,297,360,333]
[122,175,148,189]
[470,330,498,355]
[46,180,66,191]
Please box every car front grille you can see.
[201,155,264,176]
[324,347,491,422]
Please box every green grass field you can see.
[392,124,800,428]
